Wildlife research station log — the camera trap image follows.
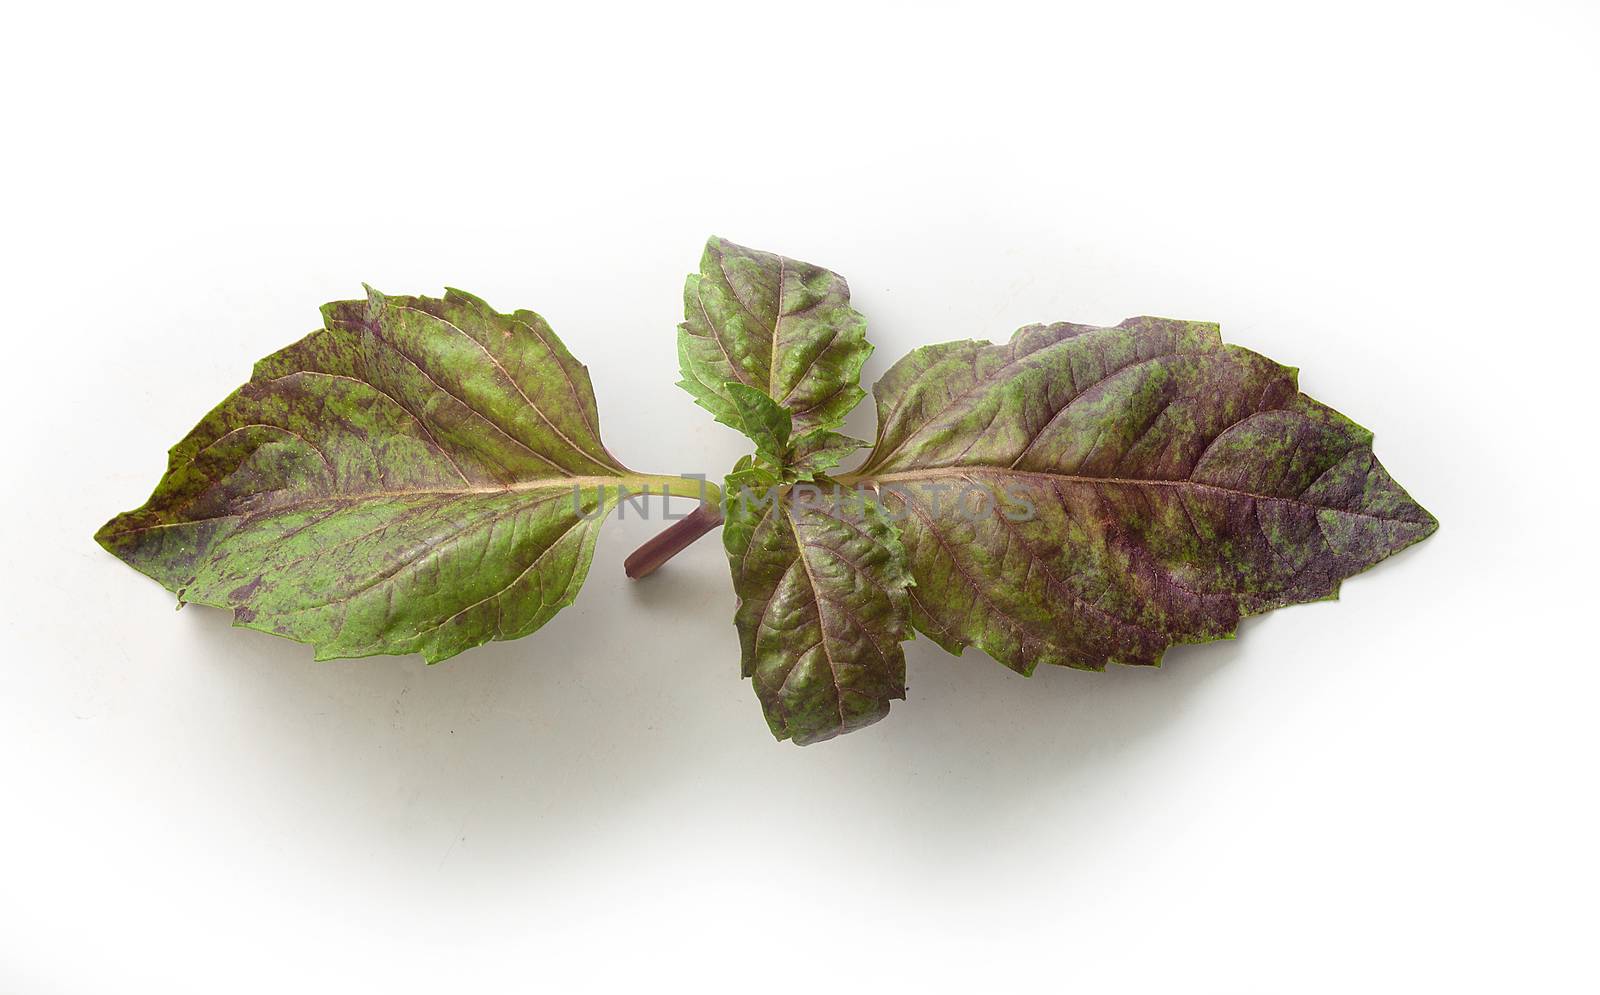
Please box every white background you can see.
[3,1,1596,991]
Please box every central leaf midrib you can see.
[844,467,1422,525]
[783,503,849,730]
[101,474,708,539]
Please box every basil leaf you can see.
[677,236,871,440]
[844,317,1438,673]
[790,429,867,480]
[724,381,793,465]
[722,481,912,744]
[97,288,707,663]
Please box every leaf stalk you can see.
[624,502,724,579]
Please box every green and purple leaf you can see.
[96,288,708,663]
[677,236,871,440]
[724,381,794,466]
[842,317,1438,674]
[722,380,866,483]
[722,477,912,744]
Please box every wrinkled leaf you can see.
[97,287,707,663]
[722,478,912,744]
[679,237,899,743]
[844,317,1438,673]
[677,236,871,440]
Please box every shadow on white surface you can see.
[168,543,1263,868]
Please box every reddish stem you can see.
[624,503,724,579]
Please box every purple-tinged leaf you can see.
[677,236,871,440]
[841,317,1437,673]
[722,479,912,744]
[97,288,710,663]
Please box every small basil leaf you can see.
[722,480,912,744]
[724,381,793,465]
[677,236,871,441]
[790,429,867,481]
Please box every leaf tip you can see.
[91,518,117,554]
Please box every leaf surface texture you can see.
[97,288,696,662]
